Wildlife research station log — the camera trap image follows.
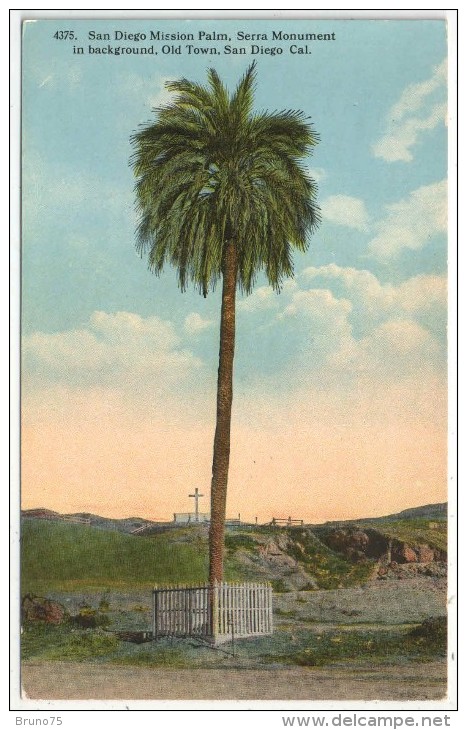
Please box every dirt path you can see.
[22,660,447,701]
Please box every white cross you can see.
[189,488,204,522]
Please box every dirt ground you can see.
[22,660,447,701]
[21,578,448,702]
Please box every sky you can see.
[21,18,448,523]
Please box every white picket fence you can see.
[152,582,273,645]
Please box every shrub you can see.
[409,616,447,651]
[98,595,111,612]
[271,579,289,593]
[71,605,111,629]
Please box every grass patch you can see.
[21,519,209,593]
[21,624,120,661]
[21,615,447,668]
[369,519,447,553]
[224,533,258,553]
[261,620,447,667]
[270,579,290,593]
[45,632,120,660]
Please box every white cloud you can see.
[390,59,447,121]
[283,288,352,323]
[38,75,53,88]
[373,103,446,163]
[21,21,84,88]
[302,264,392,313]
[277,284,441,380]
[31,61,83,91]
[330,319,443,377]
[306,166,326,183]
[119,73,177,112]
[184,312,213,334]
[148,76,177,109]
[23,311,202,390]
[368,180,447,258]
[280,289,354,367]
[397,274,447,314]
[301,264,447,331]
[256,262,448,384]
[321,195,370,232]
[238,285,280,312]
[372,59,447,162]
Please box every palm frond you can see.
[130,63,320,295]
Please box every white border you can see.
[8,5,460,722]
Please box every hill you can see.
[356,502,447,523]
[21,502,448,594]
[21,519,209,593]
[21,502,448,534]
[21,508,157,534]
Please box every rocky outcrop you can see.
[235,534,319,591]
[317,526,390,562]
[389,540,446,564]
[314,525,447,567]
[21,594,68,625]
[315,526,390,562]
[376,562,447,580]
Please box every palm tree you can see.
[130,63,320,584]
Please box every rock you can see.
[399,545,418,563]
[324,528,369,559]
[374,561,448,581]
[418,545,436,562]
[389,541,446,564]
[316,526,390,562]
[22,593,68,625]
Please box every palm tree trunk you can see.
[209,238,237,585]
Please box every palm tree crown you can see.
[131,62,320,297]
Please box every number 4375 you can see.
[53,31,75,40]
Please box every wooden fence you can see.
[60,515,91,525]
[270,518,304,526]
[152,582,273,645]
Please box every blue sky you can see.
[21,19,448,521]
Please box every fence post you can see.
[212,580,219,644]
[153,586,158,640]
[187,585,192,636]
[231,597,235,657]
[268,583,273,633]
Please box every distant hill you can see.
[21,502,448,595]
[314,503,447,528]
[379,503,447,521]
[21,502,448,534]
[21,508,162,534]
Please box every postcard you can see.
[14,10,455,714]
